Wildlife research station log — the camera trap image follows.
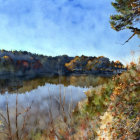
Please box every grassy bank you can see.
[73,61,140,140]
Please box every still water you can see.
[0,75,108,129]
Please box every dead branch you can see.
[0,112,8,126]
[15,95,19,140]
[123,33,136,45]
[122,27,140,45]
[6,102,12,140]
[19,101,33,140]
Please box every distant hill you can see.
[65,55,126,75]
[0,50,126,79]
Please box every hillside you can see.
[0,50,126,79]
[71,61,140,139]
[65,55,125,75]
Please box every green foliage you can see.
[82,80,115,118]
[110,0,140,32]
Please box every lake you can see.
[0,75,109,130]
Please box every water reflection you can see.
[0,75,109,130]
[0,75,109,94]
[0,83,87,130]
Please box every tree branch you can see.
[122,27,140,45]
[129,27,140,34]
[122,33,136,45]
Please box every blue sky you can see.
[0,0,139,63]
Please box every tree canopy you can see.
[110,0,140,44]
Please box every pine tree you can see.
[110,0,140,44]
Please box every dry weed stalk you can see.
[0,94,32,140]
